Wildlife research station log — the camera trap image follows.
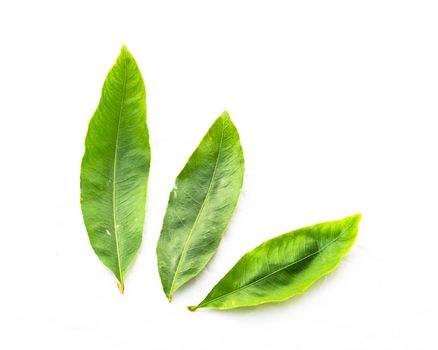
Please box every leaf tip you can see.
[120,45,134,60]
[187,305,198,312]
[220,111,232,124]
[351,212,362,223]
[168,295,173,303]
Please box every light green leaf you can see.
[80,46,150,293]
[157,112,244,301]
[189,214,361,311]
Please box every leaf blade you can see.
[157,112,244,300]
[80,46,150,291]
[189,214,361,310]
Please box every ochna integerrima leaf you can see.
[189,214,361,311]
[80,46,150,293]
[157,112,244,301]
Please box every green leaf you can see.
[157,112,244,301]
[188,214,361,311]
[80,46,150,293]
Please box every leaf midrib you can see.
[168,120,226,299]
[200,221,355,307]
[112,49,128,286]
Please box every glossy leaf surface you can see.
[80,46,150,293]
[157,112,244,301]
[189,214,361,310]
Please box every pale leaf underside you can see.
[157,112,244,300]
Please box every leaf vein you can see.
[112,49,128,287]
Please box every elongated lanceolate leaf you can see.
[189,214,361,310]
[157,112,244,301]
[80,46,150,293]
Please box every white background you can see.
[1,1,437,349]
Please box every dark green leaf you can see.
[157,112,244,301]
[80,46,150,293]
[189,214,361,310]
